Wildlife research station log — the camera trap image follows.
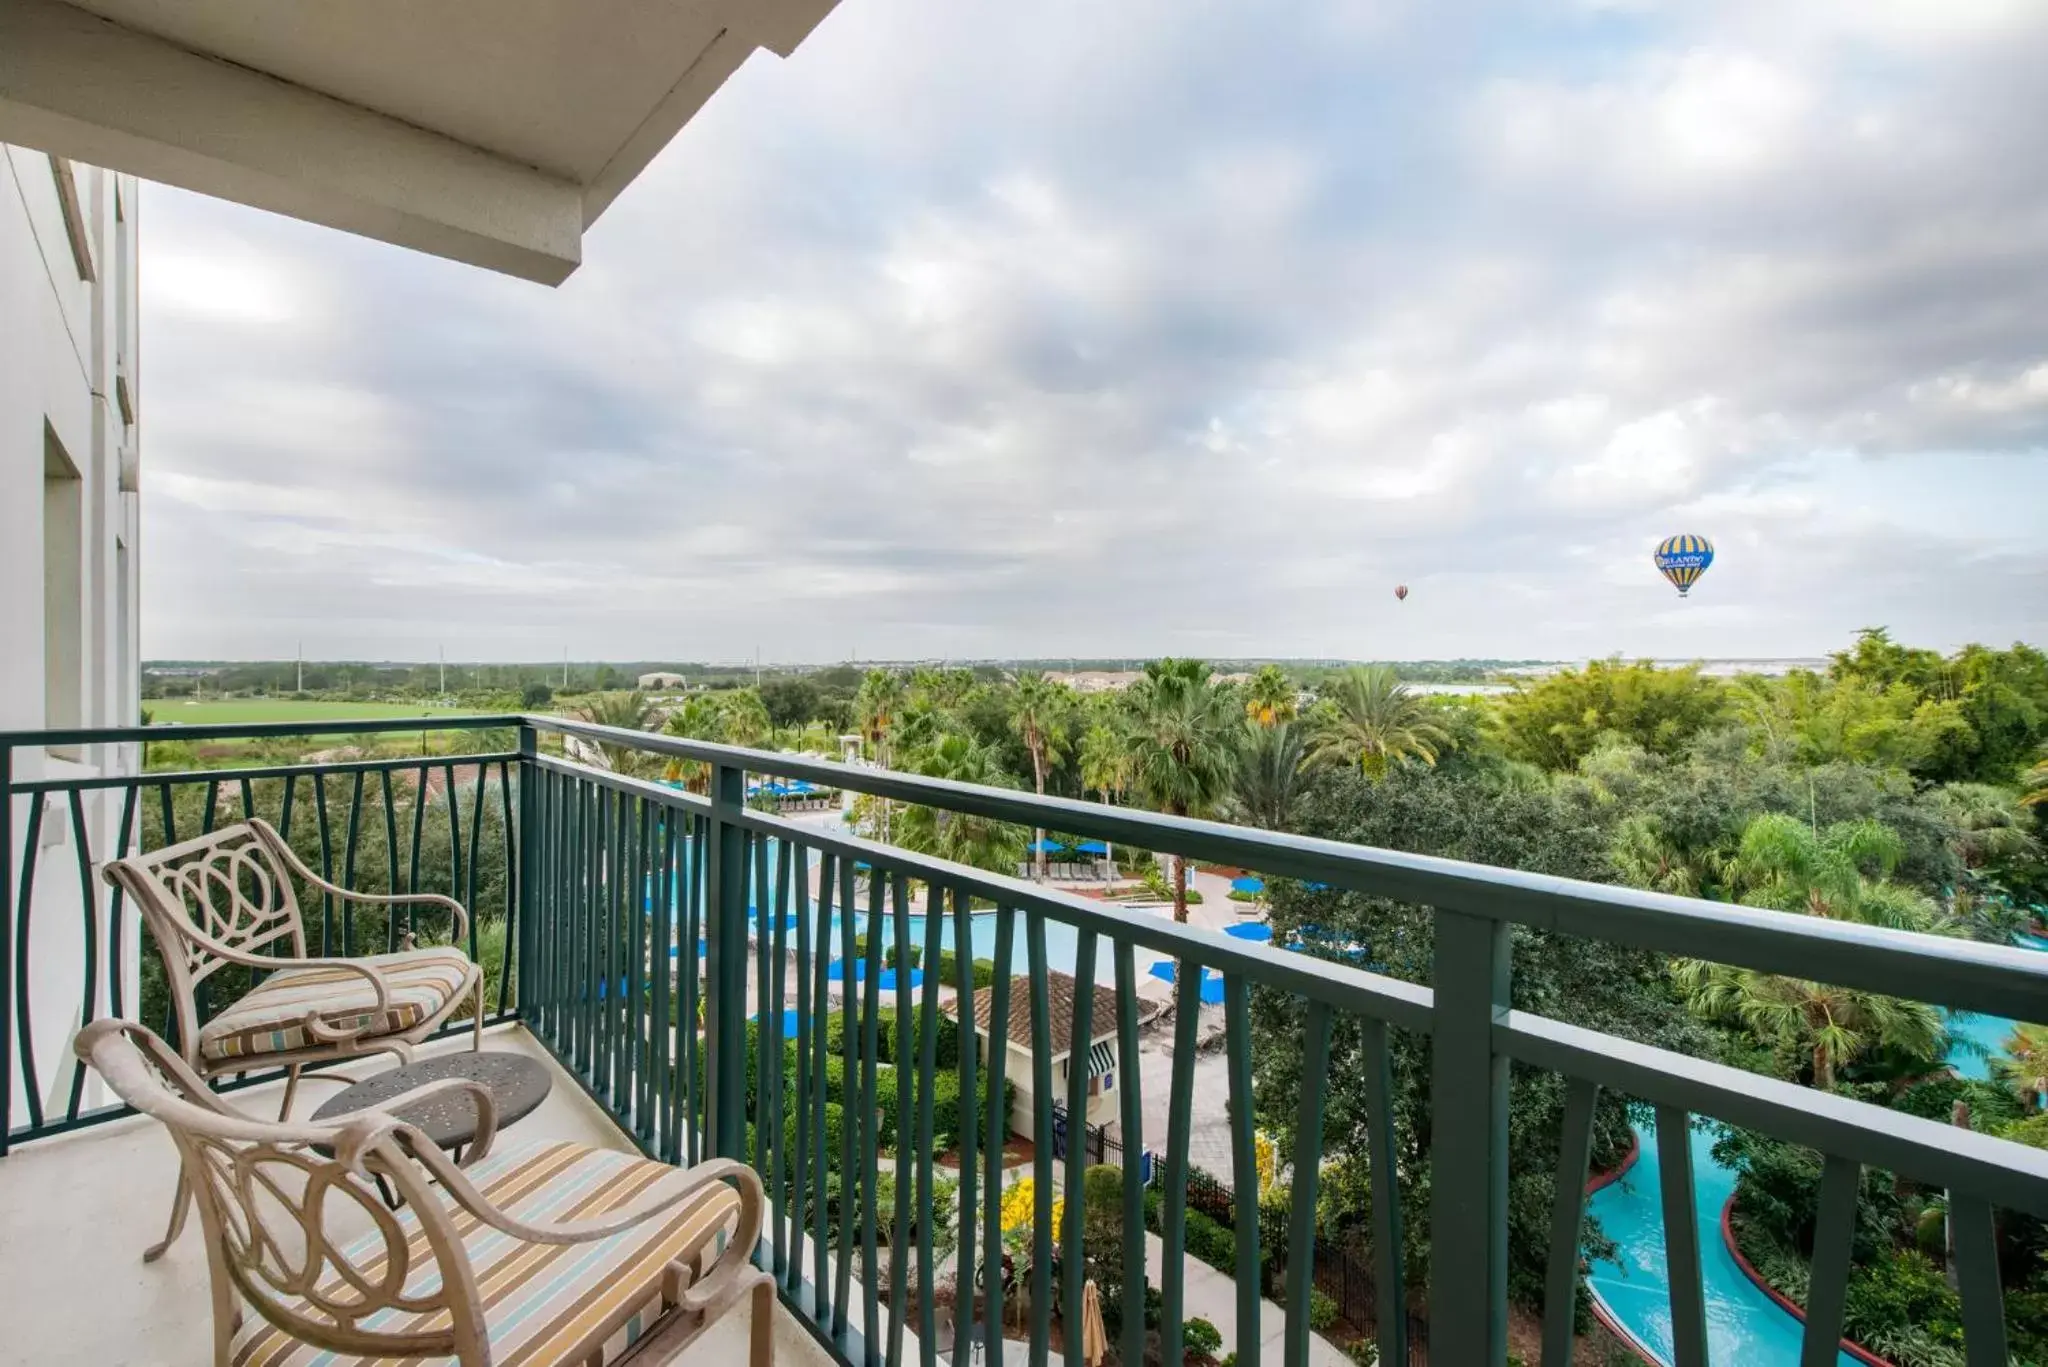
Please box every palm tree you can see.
[1305,666,1449,778]
[856,669,907,767]
[896,734,1028,873]
[1245,665,1297,727]
[719,689,772,749]
[1011,672,1073,879]
[855,669,908,840]
[1991,1023,2048,1109]
[660,694,726,790]
[575,690,658,774]
[1610,814,1716,898]
[1935,782,2039,867]
[2023,750,2048,807]
[1672,960,1946,1088]
[1729,813,1932,928]
[1225,720,1307,831]
[1123,659,1239,923]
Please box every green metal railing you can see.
[530,717,2048,1367]
[7,713,2048,1366]
[0,716,524,1149]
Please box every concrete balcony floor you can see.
[0,1023,838,1367]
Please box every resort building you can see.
[2,140,142,1118]
[948,971,1125,1140]
[638,671,691,691]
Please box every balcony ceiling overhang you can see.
[0,0,841,283]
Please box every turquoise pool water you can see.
[1588,933,2046,1365]
[1586,1124,1859,1366]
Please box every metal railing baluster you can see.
[912,879,944,1367]
[1113,939,1146,1367]
[1282,999,1333,1367]
[1224,972,1261,1364]
[1025,905,1054,1367]
[981,903,1016,1367]
[1363,1017,1408,1367]
[1157,963,1203,1365]
[1801,1155,1861,1367]
[1541,1078,1602,1367]
[1058,927,1096,1367]
[1953,1196,2008,1367]
[1656,1105,1710,1367]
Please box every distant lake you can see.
[1406,682,1512,695]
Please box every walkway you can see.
[1146,1229,1355,1366]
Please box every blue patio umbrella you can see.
[1224,922,1273,943]
[1146,958,1224,1005]
[1230,876,1265,896]
[1027,838,1066,855]
[1073,839,1110,855]
[749,1008,803,1037]
[827,960,924,991]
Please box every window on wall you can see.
[44,425,83,741]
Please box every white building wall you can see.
[1,146,141,1134]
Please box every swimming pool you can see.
[1587,932,2047,1364]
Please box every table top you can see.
[312,1052,553,1149]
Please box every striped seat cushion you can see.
[198,947,475,1062]
[232,1140,741,1367]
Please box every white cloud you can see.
[136,0,2048,662]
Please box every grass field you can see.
[148,698,488,726]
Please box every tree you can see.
[1010,672,1073,879]
[1992,1023,2048,1110]
[519,681,553,710]
[1078,719,1132,806]
[1673,961,1945,1088]
[1122,659,1239,922]
[1248,767,1709,1309]
[1726,813,1933,928]
[856,669,908,840]
[760,677,821,730]
[574,691,659,774]
[719,689,772,749]
[1495,659,1727,771]
[1225,719,1308,831]
[1245,664,1297,727]
[895,734,1028,873]
[2025,751,2048,808]
[1305,665,1449,779]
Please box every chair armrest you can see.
[252,819,471,944]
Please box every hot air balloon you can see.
[1394,584,1409,601]
[1653,534,1714,597]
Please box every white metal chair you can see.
[75,1019,774,1367]
[104,817,485,1257]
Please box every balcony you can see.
[4,714,2047,1366]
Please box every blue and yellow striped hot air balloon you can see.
[1653,534,1714,597]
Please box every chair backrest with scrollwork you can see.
[103,820,309,1053]
[72,1019,491,1365]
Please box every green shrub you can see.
[1308,1288,1338,1332]
[1183,1210,1236,1271]
[1183,1316,1223,1359]
[1840,1252,1963,1354]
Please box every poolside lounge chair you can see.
[103,818,485,1257]
[74,1020,773,1367]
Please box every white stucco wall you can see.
[1,145,141,1131]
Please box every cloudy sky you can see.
[141,0,2048,665]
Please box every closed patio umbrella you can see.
[1080,1279,1108,1366]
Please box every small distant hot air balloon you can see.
[1653,534,1714,597]
[1394,584,1409,601]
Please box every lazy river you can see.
[1586,937,2044,1365]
